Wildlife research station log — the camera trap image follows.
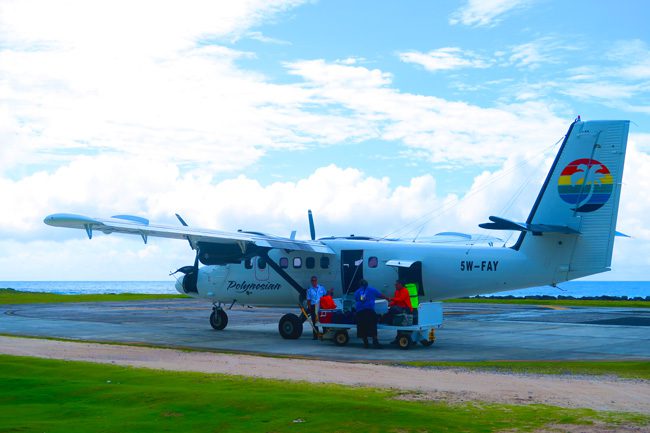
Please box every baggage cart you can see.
[316,301,443,349]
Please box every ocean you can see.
[1,280,649,299]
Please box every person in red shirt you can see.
[389,280,412,313]
[385,280,414,343]
[319,288,337,310]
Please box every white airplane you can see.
[45,119,630,339]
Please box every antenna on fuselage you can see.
[308,209,316,240]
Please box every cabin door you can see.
[386,260,424,297]
[341,250,364,294]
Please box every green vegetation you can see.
[0,355,647,433]
[403,360,650,380]
[444,297,650,308]
[0,288,187,304]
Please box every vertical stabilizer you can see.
[516,119,629,281]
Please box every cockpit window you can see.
[258,257,267,270]
[244,258,253,269]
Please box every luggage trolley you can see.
[316,301,443,349]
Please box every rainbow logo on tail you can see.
[557,159,613,212]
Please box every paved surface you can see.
[1,299,650,361]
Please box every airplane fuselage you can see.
[182,237,557,307]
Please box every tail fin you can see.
[484,119,630,282]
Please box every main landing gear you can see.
[278,313,304,339]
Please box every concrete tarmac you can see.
[1,299,649,361]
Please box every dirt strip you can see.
[1,335,648,414]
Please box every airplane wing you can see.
[44,213,334,259]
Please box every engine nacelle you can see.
[197,242,262,265]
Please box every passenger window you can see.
[368,256,378,268]
[244,258,253,269]
[258,257,267,270]
[320,256,329,269]
[279,257,289,269]
[306,257,315,269]
[293,257,302,268]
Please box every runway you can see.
[1,298,649,361]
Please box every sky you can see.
[1,0,649,281]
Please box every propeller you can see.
[175,213,194,249]
[175,213,199,292]
[308,209,316,241]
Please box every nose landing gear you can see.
[209,305,228,330]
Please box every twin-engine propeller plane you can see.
[45,119,630,339]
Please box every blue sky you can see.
[1,0,649,281]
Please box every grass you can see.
[444,297,650,308]
[2,288,648,308]
[0,355,647,433]
[0,288,188,304]
[403,360,650,380]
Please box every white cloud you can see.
[508,37,577,69]
[0,0,313,176]
[606,40,650,80]
[559,81,643,101]
[285,59,568,165]
[0,0,304,53]
[245,31,291,45]
[399,47,492,72]
[449,0,533,27]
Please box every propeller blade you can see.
[308,209,316,241]
[175,213,194,249]
[175,213,189,226]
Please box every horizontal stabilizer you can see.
[479,216,580,235]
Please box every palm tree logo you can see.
[558,159,612,212]
[570,163,605,209]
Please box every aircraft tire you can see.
[333,330,349,346]
[209,309,228,330]
[279,313,303,339]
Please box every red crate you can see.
[319,310,334,323]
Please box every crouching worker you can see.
[387,281,413,343]
[388,280,413,317]
[354,279,387,349]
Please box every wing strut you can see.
[260,250,307,302]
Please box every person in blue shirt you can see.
[306,275,326,339]
[354,279,387,348]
